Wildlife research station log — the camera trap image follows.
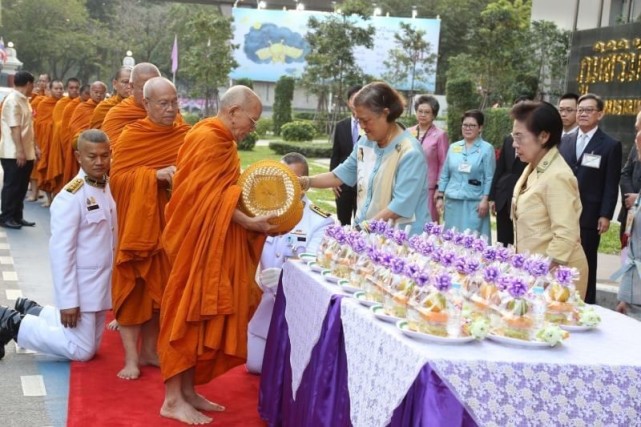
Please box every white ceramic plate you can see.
[308,261,324,274]
[396,321,475,344]
[353,291,377,307]
[298,253,317,263]
[370,304,403,323]
[338,279,361,294]
[487,333,557,348]
[321,270,341,283]
[559,323,596,332]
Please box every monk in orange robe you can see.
[158,86,274,425]
[33,81,64,206]
[90,66,132,129]
[44,78,80,194]
[109,77,190,380]
[102,63,161,145]
[61,82,106,186]
[27,74,52,201]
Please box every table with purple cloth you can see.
[258,260,641,427]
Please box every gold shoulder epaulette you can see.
[64,178,84,194]
[310,204,331,218]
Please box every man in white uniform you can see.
[0,129,116,361]
[247,152,335,373]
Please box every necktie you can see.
[576,133,588,159]
[352,119,359,145]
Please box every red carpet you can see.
[67,315,266,427]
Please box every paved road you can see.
[0,200,68,427]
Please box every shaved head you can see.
[113,66,132,98]
[79,84,91,102]
[218,85,262,143]
[143,77,179,126]
[90,81,108,104]
[51,80,64,99]
[130,63,161,107]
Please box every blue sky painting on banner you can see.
[230,8,441,92]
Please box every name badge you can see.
[581,153,601,169]
[458,162,472,173]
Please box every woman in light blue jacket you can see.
[435,109,496,242]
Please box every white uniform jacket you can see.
[49,170,117,312]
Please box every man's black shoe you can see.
[17,219,35,227]
[0,220,22,229]
[0,307,22,348]
[0,344,5,360]
[14,297,43,316]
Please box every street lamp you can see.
[296,2,305,11]
[412,6,418,19]
[257,1,266,9]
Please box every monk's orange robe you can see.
[158,118,266,384]
[101,96,146,145]
[32,97,59,184]
[110,117,191,326]
[90,94,124,129]
[62,99,98,185]
[40,96,71,192]
[49,98,81,192]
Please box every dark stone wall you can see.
[566,22,641,160]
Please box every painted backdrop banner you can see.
[230,8,441,91]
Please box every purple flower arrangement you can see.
[433,272,452,292]
[483,265,501,284]
[554,266,578,286]
[507,275,529,298]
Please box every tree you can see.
[525,20,571,100]
[177,11,237,117]
[0,0,107,81]
[300,0,374,125]
[273,76,295,136]
[383,22,437,114]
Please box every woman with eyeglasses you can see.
[299,81,429,235]
[408,95,449,223]
[511,101,588,297]
[435,109,495,242]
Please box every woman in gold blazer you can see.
[511,101,588,298]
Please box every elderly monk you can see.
[30,73,51,106]
[102,63,161,145]
[43,78,80,195]
[110,77,190,380]
[62,82,107,186]
[91,67,132,129]
[33,80,64,207]
[158,86,274,424]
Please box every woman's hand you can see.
[477,198,489,217]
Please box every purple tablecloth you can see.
[258,278,477,427]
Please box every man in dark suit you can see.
[618,111,641,246]
[489,96,530,246]
[559,93,622,304]
[330,85,362,225]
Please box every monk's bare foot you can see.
[117,361,140,380]
[184,392,225,412]
[161,398,213,425]
[26,196,37,202]
[106,319,120,331]
[40,201,50,208]
[139,352,160,368]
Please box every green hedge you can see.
[255,117,273,137]
[182,112,201,126]
[397,115,418,129]
[482,108,511,148]
[238,131,257,151]
[281,121,317,142]
[269,141,332,158]
[273,76,295,135]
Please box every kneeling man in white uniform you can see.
[0,129,116,361]
[247,152,335,374]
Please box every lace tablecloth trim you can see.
[283,261,337,399]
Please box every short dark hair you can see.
[113,66,132,82]
[77,129,109,149]
[560,92,579,103]
[414,95,440,117]
[346,85,362,101]
[51,80,64,88]
[80,84,91,94]
[513,95,532,105]
[353,81,405,123]
[14,71,35,87]
[281,152,309,175]
[461,109,484,127]
[578,93,604,111]
[511,101,563,149]
[66,77,80,87]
